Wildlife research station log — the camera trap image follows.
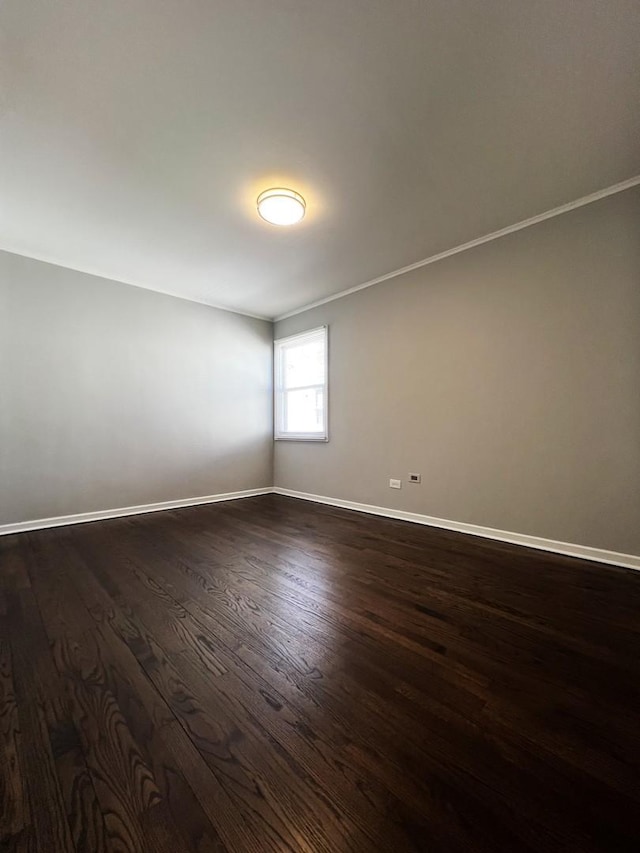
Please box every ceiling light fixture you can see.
[257,188,306,226]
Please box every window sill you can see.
[274,435,329,442]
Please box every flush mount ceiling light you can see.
[257,188,306,225]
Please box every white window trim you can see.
[274,326,329,441]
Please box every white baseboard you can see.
[3,486,638,572]
[273,488,640,572]
[0,487,273,537]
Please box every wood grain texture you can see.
[1,494,639,852]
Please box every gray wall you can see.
[0,252,273,524]
[3,189,639,554]
[275,187,640,555]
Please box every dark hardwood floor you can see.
[1,494,640,852]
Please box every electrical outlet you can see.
[389,478,402,489]
[409,473,421,484]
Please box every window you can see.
[274,326,328,441]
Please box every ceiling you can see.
[1,1,638,319]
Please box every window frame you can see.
[274,326,329,442]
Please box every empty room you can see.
[1,2,639,851]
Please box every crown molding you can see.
[4,175,638,324]
[0,246,271,322]
[274,174,640,321]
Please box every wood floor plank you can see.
[2,494,640,852]
[27,530,230,853]
[4,589,75,852]
[89,560,375,852]
[54,530,293,852]
[85,506,640,844]
[0,632,28,842]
